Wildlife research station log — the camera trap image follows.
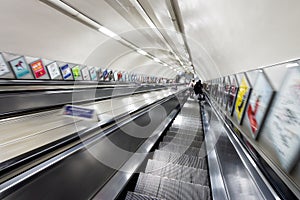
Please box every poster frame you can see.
[245,70,276,139]
[233,73,252,125]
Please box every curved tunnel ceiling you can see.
[178,0,300,80]
[0,0,299,80]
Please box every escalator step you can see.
[163,136,202,148]
[159,142,206,157]
[171,125,202,131]
[169,128,203,136]
[135,173,210,200]
[166,132,203,141]
[125,191,163,200]
[145,160,208,186]
[178,181,210,200]
[135,173,161,197]
[153,150,207,169]
[181,165,209,185]
[145,159,181,180]
[157,177,180,199]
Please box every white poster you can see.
[267,66,300,172]
[222,76,231,110]
[46,62,61,79]
[81,67,90,81]
[228,75,238,115]
[113,71,118,81]
[0,54,10,76]
[89,67,97,81]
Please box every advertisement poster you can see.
[221,77,230,110]
[228,75,238,115]
[9,57,31,79]
[0,53,10,76]
[81,67,90,81]
[46,62,61,79]
[108,70,114,81]
[219,78,225,105]
[117,71,122,81]
[72,66,82,80]
[266,66,300,172]
[60,64,72,80]
[98,68,103,80]
[30,60,46,79]
[102,69,108,81]
[89,67,97,81]
[244,71,274,139]
[234,75,251,124]
[114,71,118,81]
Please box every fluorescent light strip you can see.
[46,0,79,16]
[43,0,173,70]
[153,58,161,63]
[286,63,299,68]
[136,49,148,56]
[129,0,185,67]
[98,26,122,40]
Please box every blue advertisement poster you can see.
[60,64,72,80]
[102,69,108,81]
[9,57,30,78]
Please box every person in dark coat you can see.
[194,80,203,100]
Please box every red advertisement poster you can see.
[30,60,46,78]
[244,71,274,139]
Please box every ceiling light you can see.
[98,26,121,40]
[153,58,161,63]
[45,0,79,16]
[129,0,185,67]
[136,49,148,55]
[286,63,299,68]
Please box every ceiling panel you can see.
[84,38,175,78]
[63,0,165,51]
[104,0,170,53]
[0,0,107,64]
[139,0,190,64]
[178,0,300,80]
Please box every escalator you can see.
[123,98,211,200]
[0,86,291,200]
[0,84,188,200]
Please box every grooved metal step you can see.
[159,142,206,157]
[153,150,207,170]
[168,128,203,136]
[162,136,202,148]
[145,160,208,186]
[134,173,210,200]
[125,191,163,200]
[166,132,203,141]
[125,100,210,200]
